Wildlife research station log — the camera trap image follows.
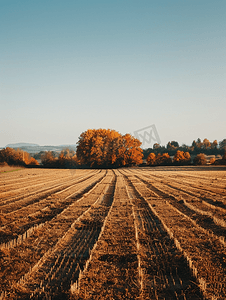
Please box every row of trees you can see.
[41,149,77,168]
[146,150,226,166]
[2,131,225,168]
[147,151,191,166]
[143,138,226,158]
[0,147,39,166]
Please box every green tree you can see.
[219,139,226,151]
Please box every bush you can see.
[193,153,207,165]
[28,157,39,166]
[209,157,216,165]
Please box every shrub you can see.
[28,157,39,166]
[209,157,216,165]
[220,152,226,165]
[193,153,207,165]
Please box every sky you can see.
[0,0,225,148]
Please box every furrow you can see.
[128,173,226,300]
[0,172,106,244]
[0,171,113,295]
[136,175,226,242]
[120,170,204,300]
[10,172,116,299]
[72,173,140,300]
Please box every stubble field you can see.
[0,166,226,300]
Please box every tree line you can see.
[1,132,226,168]
[146,151,226,166]
[40,132,226,168]
[143,138,226,158]
[0,147,39,166]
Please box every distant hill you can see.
[6,142,40,148]
[4,143,76,153]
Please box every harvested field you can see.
[0,166,226,299]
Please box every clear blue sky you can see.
[0,0,225,148]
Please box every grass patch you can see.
[0,168,22,173]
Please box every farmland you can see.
[0,167,226,299]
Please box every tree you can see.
[193,153,207,165]
[167,141,179,150]
[146,153,156,165]
[219,139,226,151]
[155,153,172,166]
[0,147,38,166]
[173,150,191,165]
[58,149,77,168]
[76,129,143,168]
[221,152,226,165]
[153,143,160,149]
[211,140,218,149]
[192,140,197,148]
[28,157,39,166]
[41,151,56,168]
[202,138,211,149]
[118,133,143,166]
[193,138,203,150]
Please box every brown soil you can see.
[0,167,225,299]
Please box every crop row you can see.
[0,171,104,244]
[1,168,225,299]
[124,170,226,299]
[0,171,111,296]
[72,172,140,299]
[2,171,115,299]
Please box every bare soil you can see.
[0,166,225,299]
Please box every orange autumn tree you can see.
[146,153,156,165]
[58,149,78,168]
[173,150,191,165]
[0,147,39,166]
[76,129,143,168]
[146,152,172,166]
[156,153,172,165]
